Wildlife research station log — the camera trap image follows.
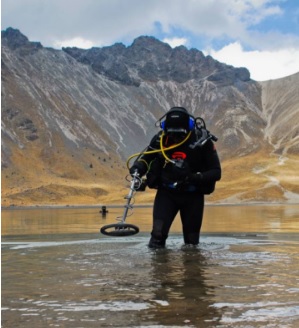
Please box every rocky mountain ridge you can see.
[1,28,299,206]
[62,36,250,86]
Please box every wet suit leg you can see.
[149,190,204,247]
[180,193,204,245]
[149,189,179,248]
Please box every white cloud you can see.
[162,37,188,48]
[2,0,299,80]
[204,42,299,81]
[1,0,290,50]
[53,37,96,49]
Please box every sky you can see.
[1,0,299,81]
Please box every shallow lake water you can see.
[2,204,299,327]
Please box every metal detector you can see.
[100,171,140,236]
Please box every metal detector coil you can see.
[100,223,139,236]
[100,171,140,237]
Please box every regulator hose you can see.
[126,131,192,169]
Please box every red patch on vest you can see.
[172,151,187,160]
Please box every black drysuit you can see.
[131,129,221,247]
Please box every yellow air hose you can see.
[126,131,191,170]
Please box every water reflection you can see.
[1,204,299,327]
[2,234,299,327]
[146,246,221,326]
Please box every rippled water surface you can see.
[2,204,299,327]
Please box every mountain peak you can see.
[131,35,172,50]
[1,27,42,52]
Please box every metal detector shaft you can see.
[120,171,139,223]
[100,171,140,236]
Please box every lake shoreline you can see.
[2,201,299,211]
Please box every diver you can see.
[128,107,221,248]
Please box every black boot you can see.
[148,236,166,249]
[184,232,199,245]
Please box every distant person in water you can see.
[129,107,221,248]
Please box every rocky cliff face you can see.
[260,74,299,155]
[1,28,299,205]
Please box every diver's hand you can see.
[129,161,146,177]
[187,172,203,183]
[172,160,190,180]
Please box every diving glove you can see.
[129,160,147,177]
[187,172,203,183]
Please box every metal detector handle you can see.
[120,171,139,223]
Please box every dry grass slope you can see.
[2,147,299,206]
